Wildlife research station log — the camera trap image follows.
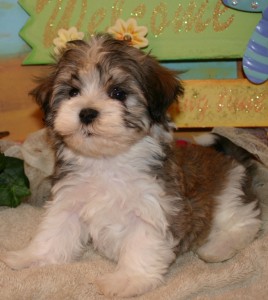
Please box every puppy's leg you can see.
[197,218,260,263]
[1,200,88,270]
[97,220,176,298]
[197,165,261,263]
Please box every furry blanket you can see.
[1,128,268,299]
[1,204,268,300]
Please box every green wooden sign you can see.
[19,0,261,64]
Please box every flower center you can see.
[123,34,132,42]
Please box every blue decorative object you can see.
[222,0,268,13]
[243,7,268,83]
[222,0,268,84]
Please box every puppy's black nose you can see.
[79,108,99,125]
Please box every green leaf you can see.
[0,153,31,207]
[0,152,6,172]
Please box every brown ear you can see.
[29,72,55,119]
[30,40,87,119]
[142,55,184,123]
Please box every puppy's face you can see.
[32,34,183,157]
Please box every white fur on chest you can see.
[52,137,172,260]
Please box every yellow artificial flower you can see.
[53,27,85,55]
[108,18,148,48]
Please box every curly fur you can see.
[0,34,261,298]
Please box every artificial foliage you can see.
[0,153,31,207]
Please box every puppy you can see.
[1,34,261,297]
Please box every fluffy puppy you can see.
[1,34,261,297]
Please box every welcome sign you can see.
[19,0,261,64]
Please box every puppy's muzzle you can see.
[79,108,99,125]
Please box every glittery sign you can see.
[19,0,261,64]
[169,79,268,127]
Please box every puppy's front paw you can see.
[0,250,40,270]
[96,271,161,298]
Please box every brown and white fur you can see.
[1,34,261,297]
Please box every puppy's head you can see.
[31,34,183,157]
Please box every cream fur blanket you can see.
[0,204,268,300]
[1,128,268,299]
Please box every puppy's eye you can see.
[109,87,127,102]
[69,88,80,98]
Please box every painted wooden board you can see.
[0,0,30,57]
[170,79,268,128]
[18,0,261,64]
[162,61,238,80]
[0,1,238,79]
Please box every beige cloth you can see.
[1,129,54,206]
[1,127,268,299]
[0,204,268,300]
[212,127,268,167]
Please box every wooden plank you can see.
[0,57,45,141]
[1,108,43,142]
[170,79,268,128]
[162,61,238,80]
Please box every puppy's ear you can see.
[30,40,87,116]
[142,55,184,123]
[30,72,55,118]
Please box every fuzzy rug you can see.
[0,204,268,300]
[1,128,268,299]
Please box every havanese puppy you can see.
[1,34,261,297]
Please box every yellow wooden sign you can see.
[170,79,268,127]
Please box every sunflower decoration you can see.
[108,18,149,49]
[53,27,85,55]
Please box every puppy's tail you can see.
[194,132,260,168]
